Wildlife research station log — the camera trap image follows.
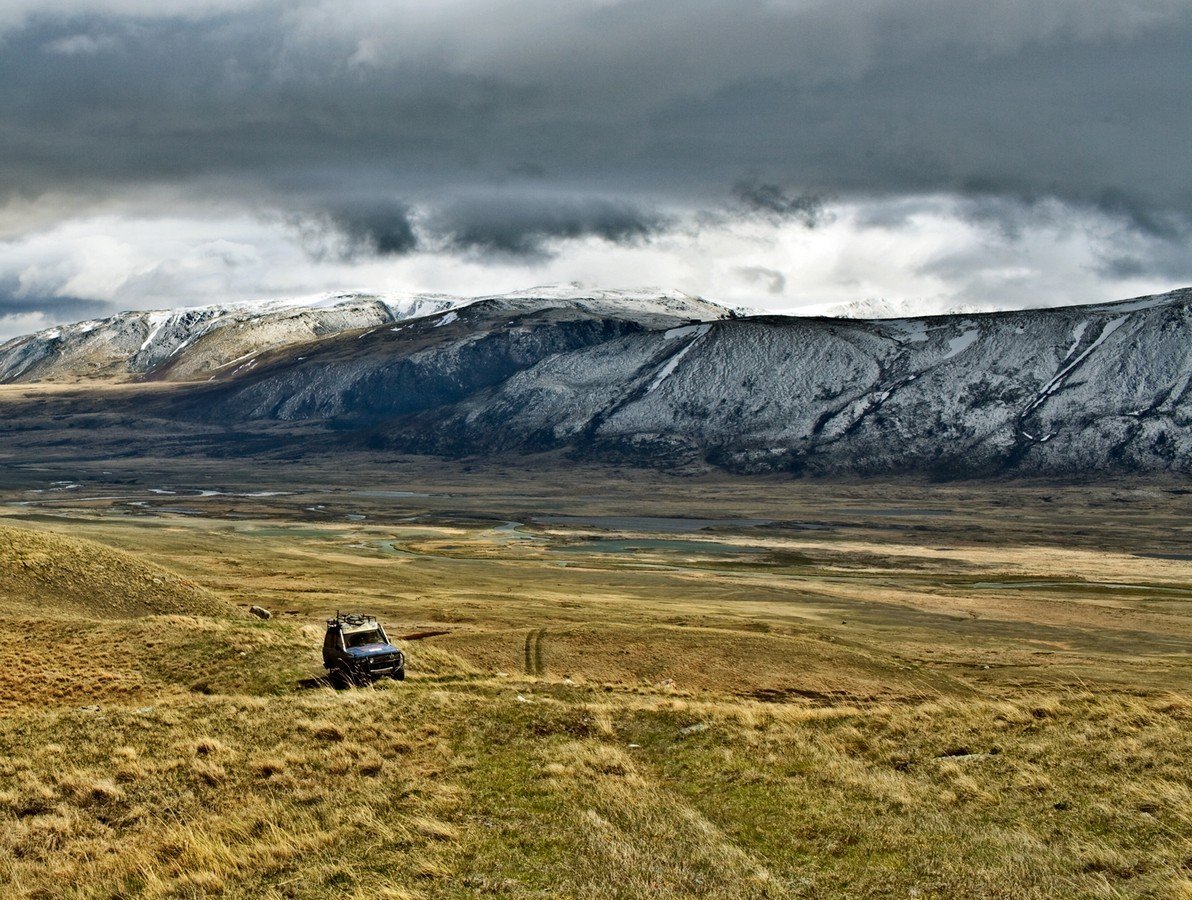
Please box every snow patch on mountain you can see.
[647,324,711,393]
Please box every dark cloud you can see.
[284,200,418,261]
[285,194,665,261]
[0,3,1189,214]
[1093,231,1192,283]
[429,196,667,259]
[1092,189,1188,240]
[732,178,827,228]
[326,200,418,257]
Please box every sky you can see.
[2,0,1191,337]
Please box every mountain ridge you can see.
[1,286,1187,478]
[0,285,734,384]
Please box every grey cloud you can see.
[0,4,1189,210]
[326,200,418,257]
[280,199,418,262]
[41,31,120,55]
[1093,231,1192,283]
[428,196,668,259]
[0,0,1189,291]
[0,280,111,321]
[286,194,666,262]
[732,178,828,228]
[736,266,786,295]
[1092,189,1189,240]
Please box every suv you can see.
[323,613,405,685]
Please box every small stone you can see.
[249,605,272,620]
[678,722,708,736]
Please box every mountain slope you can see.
[0,292,465,383]
[0,286,723,384]
[190,290,733,423]
[191,287,1190,477]
[427,290,1190,475]
[1,286,1187,477]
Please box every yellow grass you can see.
[0,471,1188,897]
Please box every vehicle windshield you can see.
[344,628,387,648]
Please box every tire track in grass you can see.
[524,629,546,675]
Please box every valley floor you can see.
[0,452,1189,898]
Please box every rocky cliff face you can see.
[3,286,1189,477]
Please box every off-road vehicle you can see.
[323,613,405,686]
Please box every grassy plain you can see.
[0,442,1189,898]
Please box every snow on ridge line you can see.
[5,284,1187,353]
[2,285,720,348]
[781,286,1189,322]
[0,291,472,353]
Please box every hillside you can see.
[0,480,1188,898]
[0,286,1187,478]
[0,287,723,384]
[0,292,465,383]
[193,287,1192,477]
[0,524,231,619]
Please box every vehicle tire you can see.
[393,668,406,681]
[330,666,353,689]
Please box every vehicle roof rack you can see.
[328,611,377,628]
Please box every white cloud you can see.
[0,311,57,341]
[0,195,1185,340]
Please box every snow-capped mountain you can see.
[172,286,1189,477]
[0,292,467,383]
[2,285,1188,477]
[0,285,728,384]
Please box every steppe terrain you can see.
[0,417,1189,898]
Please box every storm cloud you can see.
[1,0,1190,326]
[320,200,419,259]
[429,196,668,258]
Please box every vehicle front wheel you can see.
[393,669,406,681]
